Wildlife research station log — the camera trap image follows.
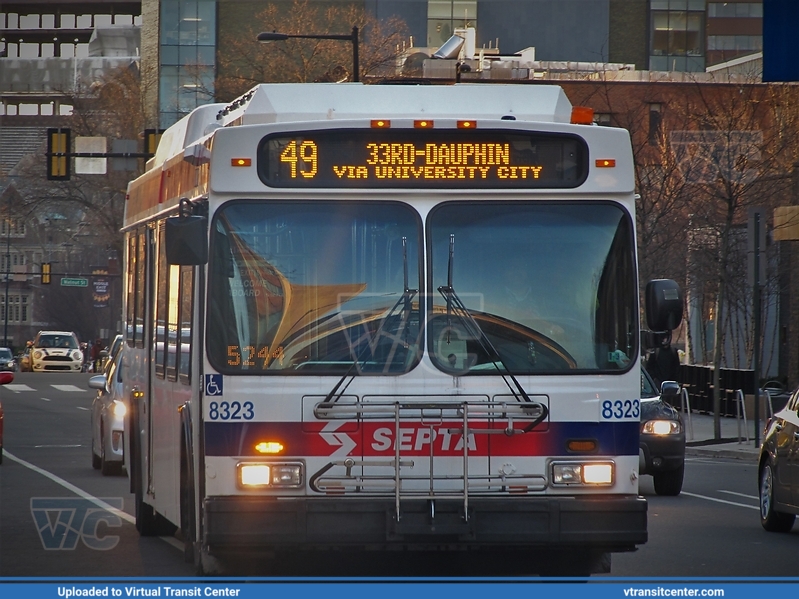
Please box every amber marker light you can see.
[231,158,252,167]
[595,159,616,168]
[457,120,477,129]
[414,120,433,128]
[567,440,597,453]
[570,106,595,124]
[371,119,391,128]
[255,441,285,454]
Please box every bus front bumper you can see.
[203,495,647,553]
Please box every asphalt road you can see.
[0,371,796,578]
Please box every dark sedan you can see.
[640,368,686,496]
[0,347,15,372]
[758,388,799,532]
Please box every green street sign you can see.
[61,277,89,287]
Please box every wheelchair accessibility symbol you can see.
[205,374,223,396]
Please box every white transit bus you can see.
[123,82,682,575]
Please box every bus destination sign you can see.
[258,129,588,189]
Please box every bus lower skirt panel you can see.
[203,495,646,553]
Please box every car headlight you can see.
[551,461,614,486]
[642,420,681,435]
[72,351,82,361]
[237,462,303,488]
[33,350,42,360]
[112,401,127,418]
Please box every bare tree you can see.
[14,63,147,255]
[560,79,693,295]
[562,76,799,438]
[5,62,149,343]
[666,78,798,438]
[215,0,409,99]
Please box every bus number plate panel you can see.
[600,399,640,421]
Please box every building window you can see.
[650,0,706,71]
[707,36,763,52]
[159,0,216,128]
[652,8,704,57]
[649,104,663,146]
[708,2,763,18]
[1,294,29,323]
[594,113,613,127]
[0,218,25,237]
[427,1,476,48]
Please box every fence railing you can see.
[675,364,755,417]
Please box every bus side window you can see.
[178,265,194,384]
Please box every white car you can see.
[30,331,83,372]
[88,347,126,475]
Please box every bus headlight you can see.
[551,461,614,486]
[642,420,681,435]
[237,462,303,488]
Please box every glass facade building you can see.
[158,0,216,127]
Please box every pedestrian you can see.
[645,336,681,388]
[90,338,103,373]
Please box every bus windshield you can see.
[428,201,637,373]
[207,200,423,374]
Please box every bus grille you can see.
[310,398,549,521]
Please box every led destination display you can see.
[258,129,588,188]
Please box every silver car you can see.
[88,347,126,475]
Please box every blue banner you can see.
[0,579,797,599]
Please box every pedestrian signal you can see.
[41,262,51,284]
[47,128,71,180]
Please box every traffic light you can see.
[47,128,71,180]
[41,263,51,284]
[143,129,163,156]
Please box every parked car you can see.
[758,387,799,532]
[0,371,15,465]
[0,347,16,372]
[18,346,31,372]
[30,330,83,373]
[88,347,126,475]
[101,334,124,375]
[640,367,686,496]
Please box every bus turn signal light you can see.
[255,441,284,454]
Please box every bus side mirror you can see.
[645,279,683,332]
[166,214,208,265]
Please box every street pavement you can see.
[682,409,764,461]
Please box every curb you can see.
[685,446,759,461]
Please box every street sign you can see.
[61,277,89,287]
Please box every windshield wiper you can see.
[437,234,548,432]
[320,237,419,406]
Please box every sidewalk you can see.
[681,410,763,461]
